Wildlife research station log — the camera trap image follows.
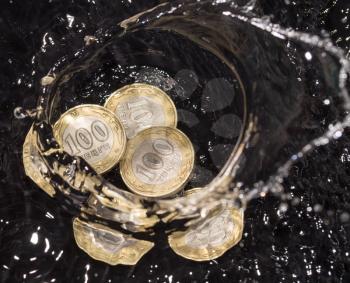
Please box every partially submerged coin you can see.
[23,127,56,197]
[120,127,194,198]
[53,105,126,174]
[73,217,154,265]
[84,194,159,232]
[104,83,177,139]
[168,188,244,261]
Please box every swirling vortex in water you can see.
[27,0,350,223]
[6,0,350,281]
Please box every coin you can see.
[53,104,126,174]
[73,217,154,266]
[104,83,177,139]
[23,127,56,197]
[120,126,194,198]
[168,188,244,261]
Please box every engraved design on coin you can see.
[90,228,124,253]
[120,127,194,198]
[53,105,126,174]
[184,209,234,249]
[131,138,182,185]
[62,116,113,164]
[116,96,165,138]
[104,83,177,139]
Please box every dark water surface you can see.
[0,0,350,282]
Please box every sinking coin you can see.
[73,217,154,265]
[22,127,56,197]
[168,188,244,261]
[53,105,126,174]
[104,83,177,139]
[120,126,194,198]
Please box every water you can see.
[1,0,350,282]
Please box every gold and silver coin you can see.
[53,104,126,174]
[73,217,154,265]
[104,83,177,139]
[120,126,194,198]
[168,188,244,261]
[23,127,56,197]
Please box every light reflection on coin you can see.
[53,104,126,174]
[22,127,56,197]
[73,217,154,266]
[104,83,177,139]
[168,188,244,261]
[120,127,194,198]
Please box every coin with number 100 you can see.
[120,126,194,198]
[53,105,126,174]
[104,83,177,139]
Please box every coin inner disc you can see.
[131,138,183,185]
[62,116,114,164]
[184,209,235,249]
[116,96,167,138]
[91,229,125,253]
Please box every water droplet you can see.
[333,130,343,139]
[30,232,39,245]
[305,51,313,60]
[279,203,288,213]
[323,99,330,105]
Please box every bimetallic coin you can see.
[168,188,244,261]
[104,83,177,139]
[120,127,194,198]
[23,127,56,197]
[53,105,126,174]
[73,217,154,265]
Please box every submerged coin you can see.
[53,105,126,174]
[104,83,177,139]
[73,217,154,266]
[120,127,194,198]
[23,127,56,197]
[168,188,244,261]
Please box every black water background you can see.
[0,0,350,282]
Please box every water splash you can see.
[17,0,350,237]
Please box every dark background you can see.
[0,0,349,282]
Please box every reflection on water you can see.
[1,0,350,281]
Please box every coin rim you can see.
[120,126,194,198]
[104,83,178,138]
[23,126,56,197]
[168,188,244,261]
[53,104,126,174]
